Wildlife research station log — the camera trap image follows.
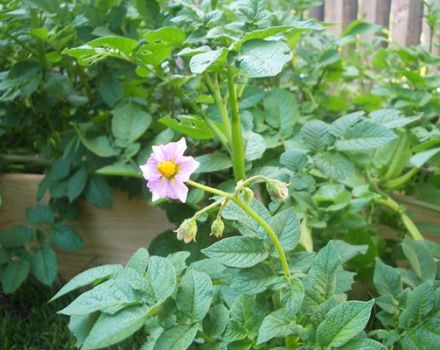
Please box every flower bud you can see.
[242,187,254,202]
[175,218,198,243]
[211,217,225,238]
[266,179,289,201]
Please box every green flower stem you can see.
[186,180,233,199]
[203,73,232,142]
[194,198,224,219]
[227,68,246,181]
[375,196,424,240]
[187,180,292,280]
[383,167,419,190]
[233,197,291,279]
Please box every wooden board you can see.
[324,0,359,36]
[0,174,174,280]
[390,0,424,46]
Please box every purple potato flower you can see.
[140,138,199,202]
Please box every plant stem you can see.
[383,167,419,190]
[375,196,424,240]
[187,180,292,280]
[381,132,408,182]
[227,68,246,181]
[234,197,291,279]
[286,336,298,350]
[186,180,233,199]
[194,198,224,219]
[204,73,232,142]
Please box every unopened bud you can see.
[266,179,289,201]
[211,217,225,238]
[242,187,254,202]
[175,218,198,243]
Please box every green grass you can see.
[0,278,146,349]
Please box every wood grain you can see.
[390,0,424,46]
[0,174,174,280]
[324,0,359,36]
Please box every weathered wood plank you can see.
[360,0,392,28]
[309,4,324,20]
[421,0,440,54]
[390,0,424,46]
[324,0,359,36]
[0,174,174,279]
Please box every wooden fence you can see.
[308,0,439,49]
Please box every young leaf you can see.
[204,304,229,339]
[237,40,292,78]
[2,258,30,294]
[313,151,354,180]
[316,300,374,348]
[373,258,402,298]
[126,248,150,274]
[84,175,112,209]
[159,115,218,140]
[263,88,298,132]
[280,149,308,172]
[245,132,266,160]
[301,120,333,152]
[330,111,364,137]
[67,167,88,202]
[26,204,54,225]
[144,256,177,304]
[399,281,434,328]
[230,263,276,295]
[82,304,151,350]
[257,312,292,344]
[410,147,440,168]
[202,237,268,268]
[335,121,396,152]
[176,269,213,323]
[51,264,123,301]
[0,225,35,248]
[269,208,300,252]
[52,223,84,252]
[402,237,436,281]
[153,324,198,350]
[28,245,58,285]
[189,48,227,74]
[339,338,386,350]
[68,313,100,347]
[194,152,232,173]
[111,102,152,145]
[370,109,419,129]
[59,279,138,316]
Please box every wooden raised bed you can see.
[0,174,174,280]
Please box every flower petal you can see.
[168,179,189,202]
[140,158,161,180]
[162,138,187,160]
[175,156,200,182]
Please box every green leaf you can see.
[159,114,218,140]
[370,109,419,129]
[281,277,305,317]
[269,208,300,252]
[87,36,138,55]
[263,88,298,132]
[339,338,386,350]
[257,312,292,344]
[2,258,30,294]
[399,281,434,328]
[410,147,440,168]
[112,102,152,145]
[411,311,440,348]
[176,269,213,322]
[245,132,266,160]
[84,175,112,209]
[194,152,232,173]
[74,123,120,157]
[59,279,138,315]
[230,263,276,295]
[95,163,141,177]
[202,237,268,268]
[402,237,436,281]
[373,258,402,298]
[330,111,364,137]
[51,264,123,301]
[316,300,374,348]
[52,223,84,252]
[237,40,292,78]
[143,27,186,47]
[280,149,308,172]
[301,120,333,152]
[335,121,397,152]
[126,248,150,274]
[154,325,198,350]
[26,204,54,225]
[189,48,227,74]
[204,304,229,339]
[0,247,7,265]
[82,304,151,350]
[28,245,57,285]
[68,313,100,348]
[145,256,176,304]
[0,225,35,248]
[67,167,88,202]
[313,151,354,180]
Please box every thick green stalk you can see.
[227,68,246,181]
[382,132,408,182]
[204,73,232,142]
[383,167,419,190]
[187,180,291,280]
[375,196,423,240]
